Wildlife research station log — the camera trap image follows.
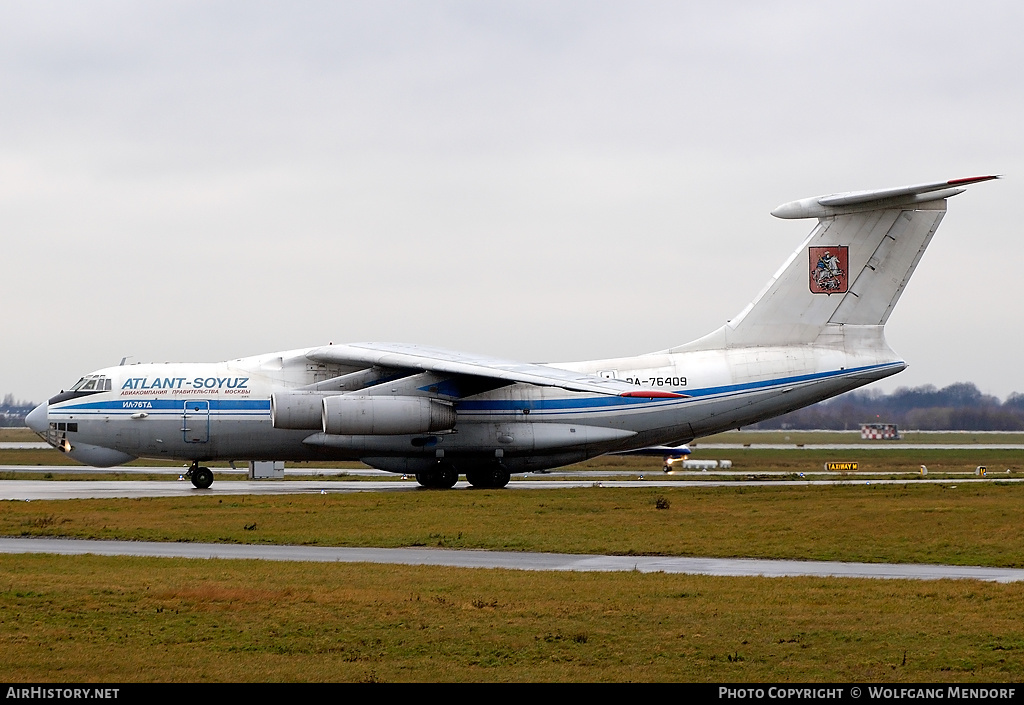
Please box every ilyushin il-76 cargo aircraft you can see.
[27,176,996,489]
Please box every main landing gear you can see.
[187,462,214,489]
[465,467,511,489]
[414,467,459,489]
[414,463,512,489]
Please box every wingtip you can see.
[947,175,1000,185]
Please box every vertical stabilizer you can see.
[673,176,996,351]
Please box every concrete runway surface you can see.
[1,475,1021,501]
[2,537,1022,583]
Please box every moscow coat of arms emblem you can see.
[809,246,848,294]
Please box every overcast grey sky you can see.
[2,1,1021,404]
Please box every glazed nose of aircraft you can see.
[26,403,48,434]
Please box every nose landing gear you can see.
[186,462,214,489]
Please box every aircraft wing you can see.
[306,342,685,399]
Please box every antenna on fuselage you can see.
[119,356,132,366]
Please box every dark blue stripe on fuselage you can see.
[53,399,272,413]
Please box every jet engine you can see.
[270,392,328,430]
[321,395,456,435]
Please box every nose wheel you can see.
[187,463,214,489]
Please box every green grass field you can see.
[4,485,1024,567]
[3,553,1022,683]
[3,427,1024,682]
[2,484,1024,682]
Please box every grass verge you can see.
[1,553,1023,682]
[3,462,1024,682]
[3,484,1024,567]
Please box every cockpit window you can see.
[69,375,111,392]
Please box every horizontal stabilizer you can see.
[771,175,998,219]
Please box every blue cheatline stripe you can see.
[53,399,272,413]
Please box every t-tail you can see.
[673,176,998,353]
[636,174,1000,439]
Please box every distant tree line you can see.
[1,394,37,427]
[750,383,1024,431]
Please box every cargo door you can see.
[182,400,210,443]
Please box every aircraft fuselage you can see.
[32,331,903,474]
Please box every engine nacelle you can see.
[271,392,329,430]
[322,395,456,435]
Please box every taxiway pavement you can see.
[2,537,1021,583]
[1,475,1022,500]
